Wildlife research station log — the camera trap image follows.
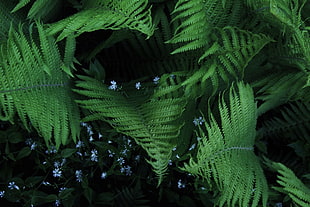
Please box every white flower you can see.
[153,76,160,84]
[101,172,107,179]
[75,170,83,182]
[8,181,19,190]
[52,168,62,178]
[108,80,118,90]
[59,187,67,193]
[135,82,141,90]
[0,191,5,198]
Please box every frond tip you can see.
[181,82,268,207]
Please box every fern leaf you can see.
[252,71,307,115]
[259,101,310,143]
[267,161,310,207]
[168,0,245,54]
[74,75,186,185]
[46,0,154,41]
[12,0,62,21]
[181,27,271,96]
[11,0,31,13]
[0,23,80,147]
[181,82,268,207]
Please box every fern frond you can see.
[46,0,154,41]
[0,23,80,147]
[12,0,62,21]
[181,27,271,96]
[74,75,186,185]
[259,101,310,143]
[252,71,307,115]
[267,161,310,207]
[0,1,26,40]
[168,0,245,54]
[181,82,268,207]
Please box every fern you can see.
[266,160,310,207]
[181,82,268,207]
[12,0,62,21]
[46,0,155,41]
[168,0,245,54]
[252,71,307,115]
[181,27,272,96]
[259,101,310,143]
[0,22,80,147]
[74,75,186,185]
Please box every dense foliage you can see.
[0,0,309,206]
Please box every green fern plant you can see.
[74,75,186,185]
[0,22,80,147]
[46,0,155,41]
[181,82,268,207]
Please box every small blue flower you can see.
[59,187,67,193]
[45,146,57,154]
[177,179,186,189]
[55,199,61,207]
[75,170,83,183]
[90,149,98,162]
[117,157,125,165]
[30,142,37,151]
[54,161,61,168]
[101,172,107,179]
[153,76,160,84]
[8,182,19,190]
[76,141,84,148]
[120,165,132,176]
[189,143,196,151]
[108,80,118,90]
[135,82,141,90]
[0,191,5,198]
[52,168,62,178]
[42,181,51,186]
[193,117,204,126]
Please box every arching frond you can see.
[181,27,271,96]
[46,0,155,41]
[0,23,80,147]
[181,82,268,207]
[74,75,186,185]
[266,160,310,207]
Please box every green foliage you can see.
[46,0,155,41]
[74,75,186,185]
[0,0,309,206]
[182,82,268,207]
[266,160,310,207]
[0,22,80,148]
